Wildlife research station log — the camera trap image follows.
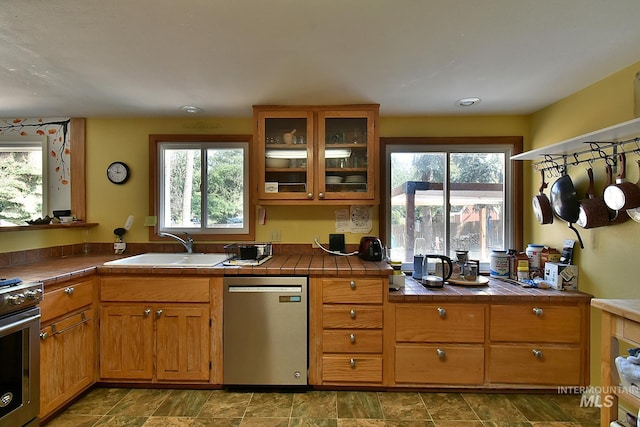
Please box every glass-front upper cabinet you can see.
[254,105,379,204]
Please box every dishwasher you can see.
[223,276,308,386]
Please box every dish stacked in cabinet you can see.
[315,277,385,385]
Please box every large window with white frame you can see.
[150,134,254,240]
[382,137,523,270]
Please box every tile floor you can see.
[43,387,601,427]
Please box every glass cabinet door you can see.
[317,110,376,200]
[257,110,314,200]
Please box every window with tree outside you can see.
[384,137,522,270]
[156,139,250,236]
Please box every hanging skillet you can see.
[549,172,584,249]
[532,170,553,224]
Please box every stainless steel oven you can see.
[0,280,43,427]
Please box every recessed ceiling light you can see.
[179,105,203,114]
[455,97,481,107]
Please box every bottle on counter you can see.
[490,250,509,278]
[517,266,530,281]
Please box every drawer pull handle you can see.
[143,308,151,317]
[156,309,163,318]
[349,358,356,367]
[64,287,75,295]
[532,307,543,316]
[436,348,446,359]
[350,281,356,289]
[437,307,446,317]
[39,331,49,340]
[350,333,356,343]
[532,349,543,359]
[350,309,356,318]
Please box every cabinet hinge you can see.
[209,361,212,370]
[209,318,212,327]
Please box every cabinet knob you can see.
[437,307,446,317]
[349,309,356,318]
[307,193,313,199]
[436,348,446,359]
[350,280,356,289]
[39,331,49,340]
[64,287,75,295]
[155,309,163,318]
[349,358,356,367]
[350,333,356,343]
[532,349,543,359]
[318,192,324,198]
[143,308,151,317]
[532,307,543,317]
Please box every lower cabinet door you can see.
[40,310,94,419]
[322,355,382,383]
[394,345,484,385]
[488,344,582,385]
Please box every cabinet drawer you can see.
[488,344,582,385]
[323,305,382,328]
[322,355,382,383]
[323,330,382,353]
[322,278,383,304]
[395,304,485,343]
[42,280,94,323]
[395,344,484,385]
[101,277,210,302]
[490,304,581,343]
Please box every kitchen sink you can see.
[103,253,229,267]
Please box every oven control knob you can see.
[7,293,25,305]
[24,289,42,301]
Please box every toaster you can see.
[358,236,383,261]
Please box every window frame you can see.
[149,134,255,242]
[380,136,524,263]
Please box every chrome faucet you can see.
[158,232,194,253]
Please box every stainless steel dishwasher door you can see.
[223,276,308,385]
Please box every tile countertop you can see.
[0,253,593,303]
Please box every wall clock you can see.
[106,161,130,184]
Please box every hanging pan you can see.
[576,168,609,229]
[626,159,640,223]
[549,172,584,249]
[532,170,553,224]
[603,153,640,211]
[604,164,630,225]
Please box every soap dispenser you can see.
[113,227,126,254]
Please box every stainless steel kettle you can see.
[421,255,453,288]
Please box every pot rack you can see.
[511,117,640,175]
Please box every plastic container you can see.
[517,266,530,281]
[526,244,545,269]
[490,250,509,277]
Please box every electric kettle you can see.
[421,255,453,288]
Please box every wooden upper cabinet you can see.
[254,105,379,204]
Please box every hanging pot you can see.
[604,164,630,225]
[576,168,609,229]
[603,153,640,211]
[626,159,640,223]
[532,170,553,224]
[550,173,584,249]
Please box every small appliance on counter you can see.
[223,242,272,266]
[358,236,383,261]
[421,255,453,288]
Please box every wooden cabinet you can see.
[254,104,379,204]
[310,277,386,385]
[39,279,95,421]
[99,276,211,383]
[488,303,588,386]
[393,304,486,386]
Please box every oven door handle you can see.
[0,313,40,335]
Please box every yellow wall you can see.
[528,60,640,385]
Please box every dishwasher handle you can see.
[227,285,302,293]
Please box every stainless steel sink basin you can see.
[103,253,229,267]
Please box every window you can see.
[382,137,523,269]
[0,137,47,226]
[149,134,254,241]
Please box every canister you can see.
[490,250,509,277]
[526,244,545,269]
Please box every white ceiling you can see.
[1,0,640,118]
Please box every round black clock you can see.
[106,161,130,184]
